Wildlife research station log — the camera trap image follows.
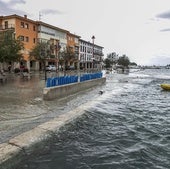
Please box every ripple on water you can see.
[14,70,170,169]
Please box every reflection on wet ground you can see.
[0,71,103,143]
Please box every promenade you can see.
[0,70,104,144]
[0,71,46,143]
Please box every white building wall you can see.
[38,25,67,50]
[1,18,15,27]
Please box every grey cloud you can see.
[8,0,26,6]
[156,10,170,32]
[40,9,63,15]
[0,0,62,18]
[0,0,27,16]
[156,10,170,19]
[150,55,170,66]
[160,28,170,32]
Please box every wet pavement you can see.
[0,71,47,143]
[0,71,103,144]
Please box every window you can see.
[30,61,33,68]
[33,25,36,31]
[19,36,24,41]
[25,23,29,29]
[33,38,36,43]
[25,36,29,42]
[4,21,8,29]
[21,22,24,28]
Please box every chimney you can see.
[24,15,27,19]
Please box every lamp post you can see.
[92,35,95,70]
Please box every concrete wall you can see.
[0,77,106,169]
[43,77,106,100]
[0,98,101,169]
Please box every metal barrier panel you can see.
[46,73,102,87]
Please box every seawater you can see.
[15,69,170,169]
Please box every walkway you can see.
[0,71,103,144]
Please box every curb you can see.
[0,100,98,169]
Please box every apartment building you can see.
[79,39,104,70]
[35,21,69,70]
[67,32,80,69]
[0,14,104,71]
[0,14,37,70]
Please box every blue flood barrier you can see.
[46,73,102,87]
[46,78,51,87]
[58,76,64,85]
[51,77,56,86]
[80,72,103,82]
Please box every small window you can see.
[4,21,8,29]
[25,23,29,29]
[33,25,36,31]
[20,36,24,41]
[25,36,29,42]
[33,38,36,43]
[21,22,24,28]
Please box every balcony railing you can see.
[0,24,15,30]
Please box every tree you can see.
[129,62,137,66]
[104,58,112,68]
[29,41,50,63]
[117,55,130,68]
[30,41,51,80]
[59,47,77,69]
[0,34,24,63]
[29,41,51,70]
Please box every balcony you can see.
[94,51,104,56]
[0,24,15,30]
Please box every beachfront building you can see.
[35,21,68,71]
[0,14,37,70]
[0,14,104,71]
[66,32,80,69]
[79,39,104,70]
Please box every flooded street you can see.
[13,69,170,169]
[0,71,103,143]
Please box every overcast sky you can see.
[1,0,170,65]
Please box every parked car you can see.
[46,65,57,71]
[66,65,75,70]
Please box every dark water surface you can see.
[15,69,170,169]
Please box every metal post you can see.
[92,35,95,70]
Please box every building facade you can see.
[67,32,80,69]
[0,14,37,70]
[34,21,68,70]
[0,14,104,71]
[79,39,103,70]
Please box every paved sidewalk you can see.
[0,70,105,144]
[0,71,47,143]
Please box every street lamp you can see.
[92,35,95,69]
